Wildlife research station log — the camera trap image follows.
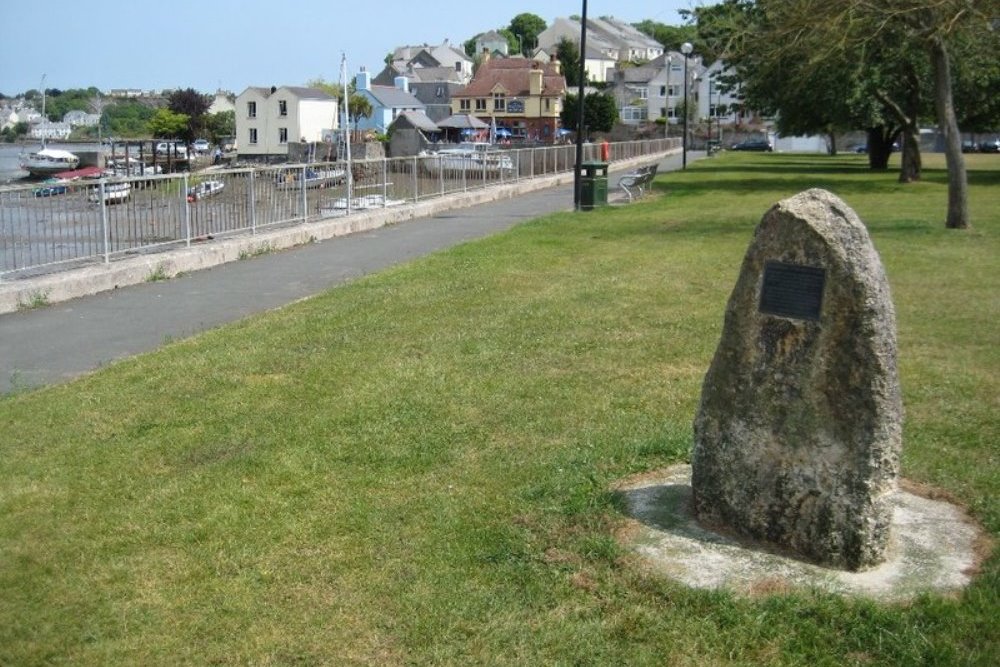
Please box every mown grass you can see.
[1,152,997,665]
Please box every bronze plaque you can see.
[759,261,825,320]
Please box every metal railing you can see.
[0,138,678,280]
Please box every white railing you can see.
[0,139,678,279]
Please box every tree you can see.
[694,0,993,228]
[103,101,156,138]
[634,20,698,54]
[167,88,210,142]
[508,13,546,55]
[556,37,585,88]
[560,92,618,135]
[204,110,235,144]
[148,108,190,139]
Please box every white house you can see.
[235,86,338,159]
[30,121,73,140]
[208,91,236,116]
[536,16,663,83]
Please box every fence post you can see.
[249,169,257,236]
[301,164,308,224]
[183,173,191,247]
[413,156,418,202]
[439,155,444,196]
[99,180,110,264]
[382,158,388,208]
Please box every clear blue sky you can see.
[0,0,704,96]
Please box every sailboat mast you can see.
[340,54,353,205]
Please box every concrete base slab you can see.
[614,465,988,600]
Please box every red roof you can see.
[455,57,566,98]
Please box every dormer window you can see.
[493,93,506,112]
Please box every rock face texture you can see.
[691,189,902,571]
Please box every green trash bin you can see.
[580,161,609,210]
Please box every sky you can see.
[0,0,706,96]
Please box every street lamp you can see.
[664,55,671,138]
[681,42,693,169]
[573,0,589,210]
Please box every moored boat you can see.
[422,142,515,176]
[19,147,81,178]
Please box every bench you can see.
[617,163,659,202]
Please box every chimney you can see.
[394,76,409,93]
[355,69,371,92]
[529,67,543,96]
[551,55,562,75]
[481,47,491,63]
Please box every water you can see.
[0,142,103,183]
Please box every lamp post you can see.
[681,42,693,169]
[664,55,671,138]
[573,0,589,210]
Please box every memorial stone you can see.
[691,189,902,570]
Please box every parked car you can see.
[979,138,1000,153]
[849,144,868,154]
[961,140,979,153]
[731,139,773,152]
[155,142,188,157]
[193,138,210,153]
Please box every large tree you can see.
[167,88,211,142]
[560,92,618,135]
[696,0,996,229]
[508,13,546,55]
[556,37,585,88]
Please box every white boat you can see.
[422,142,515,176]
[87,182,131,204]
[187,179,225,201]
[320,194,405,215]
[276,166,346,190]
[19,147,81,178]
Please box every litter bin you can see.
[579,161,609,210]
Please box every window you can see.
[493,93,506,112]
[249,128,258,144]
[279,127,288,144]
[659,86,666,97]
[278,100,287,116]
[544,98,551,112]
[460,99,471,111]
[475,98,487,111]
[247,101,257,118]
[637,87,648,100]
[436,85,445,98]
[668,85,680,98]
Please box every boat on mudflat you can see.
[421,143,515,176]
[19,147,81,178]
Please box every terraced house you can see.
[451,54,567,142]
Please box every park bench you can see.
[617,163,659,202]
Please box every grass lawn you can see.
[1,152,997,665]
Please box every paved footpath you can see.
[0,152,692,394]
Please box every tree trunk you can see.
[827,130,838,156]
[930,37,969,229]
[898,122,921,183]
[866,127,895,170]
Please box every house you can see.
[354,70,426,134]
[610,54,747,133]
[374,64,466,123]
[387,109,440,156]
[63,110,100,127]
[536,16,663,82]
[475,31,511,58]
[235,86,338,159]
[587,16,664,63]
[450,54,567,142]
[208,91,236,116]
[30,121,72,140]
[386,40,473,83]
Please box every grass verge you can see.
[1,152,997,665]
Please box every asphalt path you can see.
[1,152,691,394]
